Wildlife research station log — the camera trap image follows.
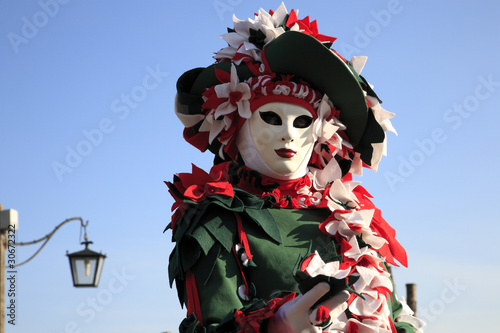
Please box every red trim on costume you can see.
[374,285,393,303]
[353,186,408,267]
[244,60,265,77]
[185,270,203,325]
[214,66,231,83]
[235,213,253,262]
[389,316,398,332]
[183,128,209,152]
[260,47,272,76]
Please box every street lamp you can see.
[67,234,106,287]
[0,202,106,333]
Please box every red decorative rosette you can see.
[165,163,234,230]
[176,163,233,202]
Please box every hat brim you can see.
[262,31,368,146]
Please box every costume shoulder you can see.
[164,163,281,291]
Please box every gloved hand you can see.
[267,283,349,332]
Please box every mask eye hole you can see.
[293,115,313,129]
[259,111,282,126]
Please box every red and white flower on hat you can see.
[215,4,289,64]
[200,64,254,145]
[215,3,337,64]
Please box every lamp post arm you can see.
[9,217,85,268]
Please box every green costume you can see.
[166,164,423,332]
[167,4,425,332]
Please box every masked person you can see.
[166,4,425,333]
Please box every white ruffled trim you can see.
[297,174,421,332]
[304,251,350,279]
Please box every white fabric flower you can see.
[309,159,342,191]
[344,236,382,263]
[324,218,353,239]
[366,95,396,172]
[349,266,394,330]
[199,109,230,144]
[215,3,290,63]
[349,152,364,176]
[311,96,346,170]
[296,186,322,208]
[366,95,396,136]
[361,228,388,250]
[349,56,368,76]
[341,209,387,250]
[324,210,371,239]
[328,312,348,332]
[395,297,426,332]
[353,266,392,295]
[345,318,393,333]
[213,64,253,119]
[326,180,361,211]
[303,251,350,279]
[199,64,252,143]
[313,96,343,143]
[343,209,374,230]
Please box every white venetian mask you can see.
[236,102,316,179]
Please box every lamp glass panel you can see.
[72,257,98,286]
[94,256,104,287]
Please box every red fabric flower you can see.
[229,91,243,105]
[176,163,234,202]
[352,186,408,268]
[166,163,234,230]
[318,209,351,235]
[165,188,188,231]
[262,188,281,202]
[233,293,296,333]
[286,9,337,44]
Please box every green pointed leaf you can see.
[191,226,216,256]
[317,240,342,263]
[209,193,234,207]
[194,244,222,286]
[168,247,180,287]
[203,209,237,253]
[245,208,281,243]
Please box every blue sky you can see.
[1,1,499,332]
